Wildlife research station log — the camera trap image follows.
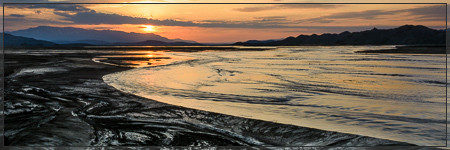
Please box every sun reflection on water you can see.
[93,51,193,68]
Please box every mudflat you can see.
[4,50,416,146]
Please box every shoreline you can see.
[355,45,446,54]
[4,46,277,52]
[4,51,418,146]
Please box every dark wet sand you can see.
[4,51,421,147]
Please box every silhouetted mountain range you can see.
[55,40,112,45]
[4,25,446,49]
[10,26,198,44]
[4,33,60,48]
[234,25,445,46]
[3,33,201,48]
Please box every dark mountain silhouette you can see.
[2,33,201,49]
[4,33,61,48]
[10,26,198,44]
[234,25,445,46]
[169,38,198,44]
[4,25,446,49]
[55,40,112,45]
[240,39,279,44]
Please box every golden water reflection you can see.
[103,46,446,146]
[93,51,192,68]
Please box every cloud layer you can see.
[5,3,446,29]
[297,5,445,23]
[233,4,340,12]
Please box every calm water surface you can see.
[102,46,446,146]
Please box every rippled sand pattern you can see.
[104,46,446,146]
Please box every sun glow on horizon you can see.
[140,25,156,32]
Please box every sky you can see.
[1,0,448,43]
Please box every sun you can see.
[140,25,155,32]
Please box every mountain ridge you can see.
[4,25,446,49]
[3,33,201,48]
[9,26,198,44]
[234,25,445,46]
[4,33,61,48]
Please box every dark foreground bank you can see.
[355,45,446,54]
[4,50,421,148]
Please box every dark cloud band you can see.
[5,4,446,29]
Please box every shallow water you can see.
[102,46,447,146]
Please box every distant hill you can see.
[234,25,445,46]
[169,38,198,44]
[4,33,60,48]
[54,40,112,45]
[10,26,199,44]
[2,33,202,49]
[239,39,279,44]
